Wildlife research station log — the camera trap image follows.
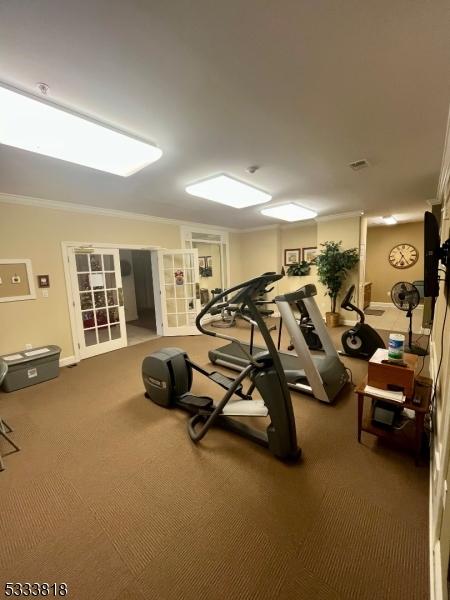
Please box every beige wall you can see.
[366,222,424,303]
[233,217,361,319]
[0,201,182,359]
[228,232,242,286]
[316,216,361,317]
[239,228,281,279]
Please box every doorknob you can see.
[118,288,124,306]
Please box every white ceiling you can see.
[0,0,449,229]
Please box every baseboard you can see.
[341,319,357,326]
[369,302,394,309]
[60,355,77,367]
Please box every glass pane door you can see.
[192,241,224,308]
[71,248,127,358]
[158,249,201,336]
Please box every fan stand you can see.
[404,307,428,356]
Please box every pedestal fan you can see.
[390,282,428,356]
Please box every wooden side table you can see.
[356,375,431,465]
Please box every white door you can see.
[157,249,201,336]
[69,248,127,358]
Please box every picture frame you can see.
[302,247,318,264]
[0,258,36,303]
[284,248,301,265]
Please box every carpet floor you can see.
[0,321,430,600]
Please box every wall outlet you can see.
[25,343,33,350]
[42,289,49,298]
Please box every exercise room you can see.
[1,3,449,600]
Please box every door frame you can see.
[180,226,230,318]
[62,241,161,363]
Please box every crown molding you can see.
[0,192,237,233]
[238,219,317,234]
[238,224,280,233]
[316,210,364,222]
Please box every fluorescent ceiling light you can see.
[0,85,162,176]
[382,216,398,225]
[260,203,317,222]
[185,174,271,208]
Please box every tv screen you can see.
[424,211,441,298]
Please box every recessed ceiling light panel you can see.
[185,174,271,208]
[260,203,317,222]
[0,85,162,176]
[382,216,398,225]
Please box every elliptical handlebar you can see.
[195,273,282,365]
[195,272,281,336]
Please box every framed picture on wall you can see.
[303,247,318,264]
[284,248,301,265]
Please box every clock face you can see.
[388,243,419,269]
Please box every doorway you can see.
[119,249,158,346]
[182,228,229,310]
[64,243,201,362]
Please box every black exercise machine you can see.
[142,273,301,462]
[340,285,385,359]
[285,299,323,352]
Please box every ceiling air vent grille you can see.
[349,159,369,171]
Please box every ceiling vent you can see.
[349,159,369,171]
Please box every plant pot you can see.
[326,311,340,328]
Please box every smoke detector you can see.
[349,159,369,171]
[37,82,49,96]
[246,165,259,174]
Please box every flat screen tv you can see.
[424,211,441,297]
[424,210,449,298]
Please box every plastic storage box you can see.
[0,346,61,392]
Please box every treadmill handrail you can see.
[274,284,317,303]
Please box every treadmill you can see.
[208,283,349,403]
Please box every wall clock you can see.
[388,243,419,269]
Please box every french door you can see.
[156,249,201,336]
[69,247,127,358]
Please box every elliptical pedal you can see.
[209,371,243,394]
[178,394,213,411]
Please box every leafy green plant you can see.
[286,260,311,277]
[315,241,359,313]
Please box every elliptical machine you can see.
[340,285,385,359]
[142,273,301,462]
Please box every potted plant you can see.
[286,260,311,277]
[315,241,359,327]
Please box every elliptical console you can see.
[142,273,301,462]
